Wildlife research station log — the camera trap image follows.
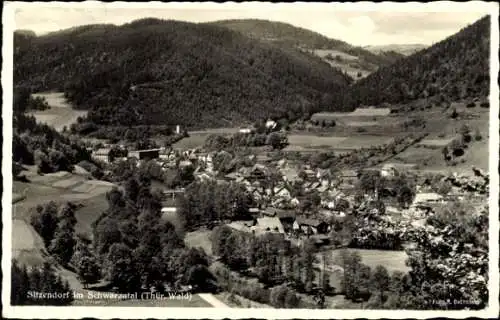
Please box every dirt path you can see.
[198,293,230,308]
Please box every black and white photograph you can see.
[2,1,499,318]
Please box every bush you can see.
[480,101,489,108]
[466,102,476,108]
[474,129,483,141]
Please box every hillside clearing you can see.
[28,92,87,132]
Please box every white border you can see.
[2,1,499,319]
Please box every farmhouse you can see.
[293,217,329,235]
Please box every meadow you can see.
[29,92,87,132]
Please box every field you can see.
[417,138,454,147]
[344,121,379,127]
[185,229,213,256]
[286,134,393,152]
[29,92,87,132]
[11,167,116,268]
[317,248,410,291]
[173,127,239,149]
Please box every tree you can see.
[185,264,217,293]
[30,201,59,247]
[104,243,140,292]
[270,285,288,308]
[371,265,390,302]
[48,219,76,266]
[405,202,488,310]
[266,132,287,149]
[76,254,101,289]
[340,250,371,301]
[11,259,74,305]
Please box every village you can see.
[86,117,489,254]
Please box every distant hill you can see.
[346,16,490,108]
[209,19,403,79]
[364,44,428,56]
[14,18,352,130]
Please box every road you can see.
[198,293,230,308]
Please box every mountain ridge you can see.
[14,18,352,130]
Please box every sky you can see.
[11,2,491,46]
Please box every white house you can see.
[265,119,277,130]
[412,192,444,206]
[239,128,253,134]
[381,164,398,177]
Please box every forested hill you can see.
[14,19,352,129]
[346,16,490,108]
[209,19,403,76]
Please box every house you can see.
[276,210,296,232]
[129,148,161,160]
[239,128,254,134]
[381,164,398,177]
[254,216,285,234]
[305,181,321,191]
[249,207,260,216]
[179,160,193,168]
[256,154,272,163]
[92,148,111,163]
[293,217,329,235]
[245,164,268,180]
[273,186,291,199]
[412,192,444,206]
[304,169,316,180]
[265,119,278,130]
[161,198,179,220]
[339,170,360,180]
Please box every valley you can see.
[9,12,492,311]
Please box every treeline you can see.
[204,131,288,152]
[13,87,50,113]
[11,260,73,305]
[346,16,490,108]
[14,18,351,130]
[70,122,188,144]
[210,19,401,68]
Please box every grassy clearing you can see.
[29,92,87,132]
[287,135,347,148]
[74,193,109,237]
[417,138,454,147]
[185,229,213,256]
[173,134,210,149]
[344,121,379,127]
[336,136,394,149]
[316,248,410,292]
